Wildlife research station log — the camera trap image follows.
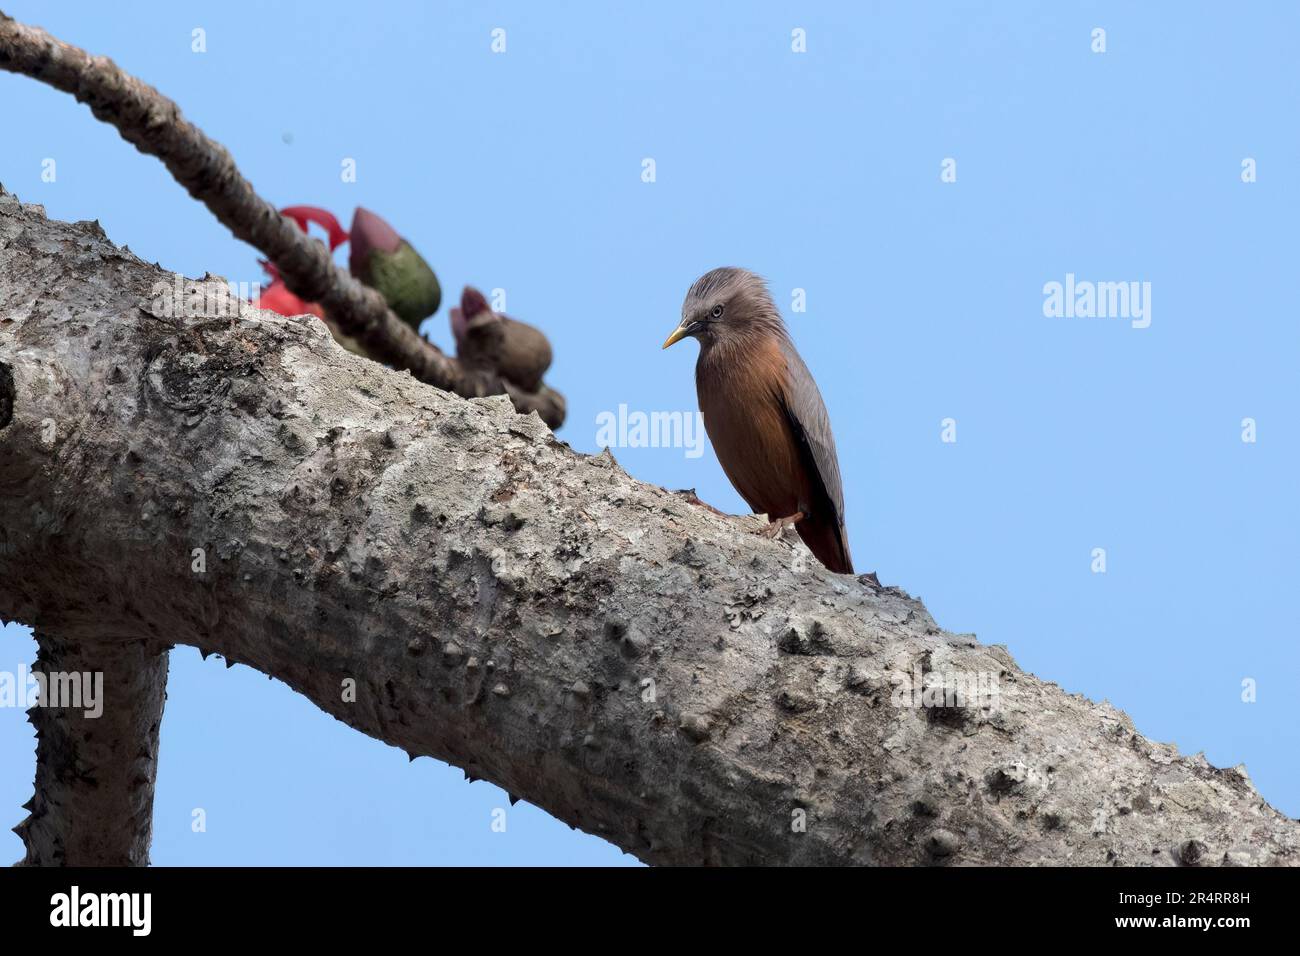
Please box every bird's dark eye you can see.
[710,304,724,319]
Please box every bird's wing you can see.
[776,338,850,551]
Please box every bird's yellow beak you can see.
[662,325,690,349]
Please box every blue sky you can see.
[1,1,1297,865]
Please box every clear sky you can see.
[1,1,1296,865]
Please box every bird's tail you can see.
[799,518,853,575]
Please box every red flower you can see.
[251,206,349,318]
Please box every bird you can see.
[450,286,553,393]
[663,267,853,574]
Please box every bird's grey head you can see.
[663,267,785,351]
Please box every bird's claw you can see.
[755,512,804,539]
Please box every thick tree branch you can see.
[1,191,1296,865]
[0,10,565,429]
[14,632,167,866]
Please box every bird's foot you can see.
[756,511,805,539]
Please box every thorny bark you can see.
[0,10,565,429]
[1,191,1297,866]
[15,632,167,866]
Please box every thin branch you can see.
[0,10,565,428]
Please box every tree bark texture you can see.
[13,632,167,866]
[1,190,1296,866]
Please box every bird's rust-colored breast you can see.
[695,335,810,520]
